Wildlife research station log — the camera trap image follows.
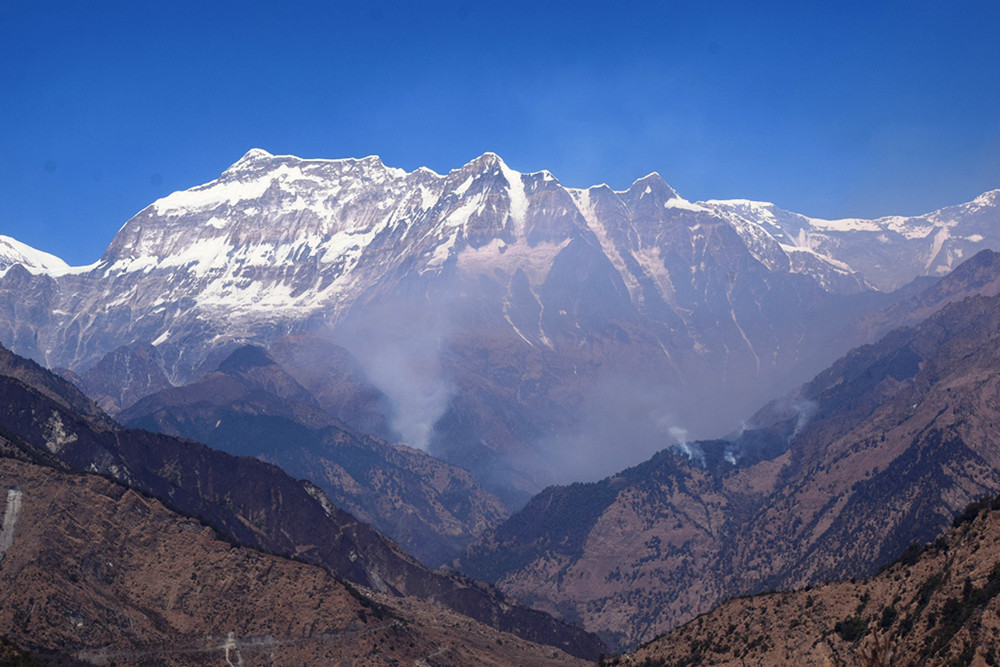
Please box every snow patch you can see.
[418,185,439,210]
[498,160,528,236]
[152,163,331,215]
[664,197,708,212]
[571,188,643,303]
[426,232,459,269]
[0,488,23,559]
[454,176,474,197]
[800,216,882,233]
[46,260,101,277]
[443,195,482,228]
[925,227,950,271]
[780,244,854,273]
[156,236,235,277]
[703,198,777,213]
[633,245,674,299]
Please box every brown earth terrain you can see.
[0,454,587,666]
[614,496,1000,666]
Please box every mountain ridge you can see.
[117,343,510,566]
[2,150,999,492]
[16,149,995,289]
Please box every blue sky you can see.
[2,0,1000,264]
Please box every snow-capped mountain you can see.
[0,235,70,274]
[79,149,866,333]
[703,191,1000,291]
[1,149,998,494]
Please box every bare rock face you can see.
[0,342,605,661]
[118,344,509,566]
[4,151,998,494]
[617,496,1000,666]
[459,263,1000,650]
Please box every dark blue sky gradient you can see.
[2,1,1000,264]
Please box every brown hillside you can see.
[615,497,1000,666]
[0,455,587,666]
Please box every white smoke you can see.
[669,425,691,457]
[332,290,458,452]
[355,337,452,450]
[791,398,818,437]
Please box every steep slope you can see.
[0,344,114,431]
[0,343,605,660]
[118,344,509,566]
[4,150,991,493]
[0,454,588,665]
[847,248,1000,344]
[460,259,1000,649]
[616,497,1000,666]
[459,441,757,649]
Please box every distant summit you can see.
[0,234,69,275]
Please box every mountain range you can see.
[3,150,999,498]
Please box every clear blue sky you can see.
[2,0,1000,264]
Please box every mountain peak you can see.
[971,189,1000,208]
[0,235,70,275]
[626,171,680,201]
[460,151,512,174]
[228,148,274,170]
[478,150,504,163]
[216,344,277,374]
